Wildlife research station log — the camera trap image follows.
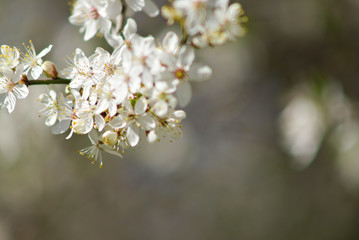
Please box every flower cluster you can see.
[55,19,211,167]
[162,0,248,47]
[69,0,159,43]
[0,0,247,167]
[0,42,52,113]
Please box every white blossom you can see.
[69,0,112,41]
[0,45,20,70]
[0,65,28,113]
[79,130,122,167]
[21,41,53,79]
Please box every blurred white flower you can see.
[279,94,326,169]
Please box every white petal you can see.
[179,46,195,68]
[113,84,128,104]
[82,84,92,100]
[228,3,242,20]
[127,124,140,147]
[1,68,14,79]
[108,101,117,117]
[31,65,43,79]
[13,84,29,99]
[152,100,168,118]
[126,0,145,12]
[188,63,212,81]
[74,48,89,66]
[65,129,74,139]
[185,10,205,35]
[45,112,58,126]
[176,81,192,107]
[138,113,156,130]
[84,20,98,41]
[143,0,159,17]
[141,69,153,88]
[173,110,186,120]
[146,130,158,143]
[129,76,141,93]
[123,18,137,40]
[37,45,53,59]
[52,120,71,134]
[69,76,84,89]
[110,115,127,129]
[98,17,112,34]
[0,94,7,107]
[162,32,179,53]
[5,92,16,113]
[95,114,106,131]
[49,89,57,100]
[88,130,100,144]
[159,52,176,68]
[123,99,133,111]
[14,64,24,79]
[96,99,109,114]
[104,31,124,49]
[104,148,123,158]
[134,96,147,115]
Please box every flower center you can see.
[175,69,186,80]
[90,7,99,19]
[6,80,15,91]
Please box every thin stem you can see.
[27,78,71,86]
[120,0,127,33]
[121,0,127,18]
[179,24,189,46]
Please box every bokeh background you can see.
[1,0,359,239]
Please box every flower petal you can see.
[123,18,137,40]
[45,112,58,126]
[176,81,192,107]
[179,46,195,68]
[134,96,148,115]
[96,99,109,114]
[143,0,159,17]
[188,63,212,81]
[127,124,140,147]
[162,32,179,53]
[13,84,29,99]
[95,114,106,131]
[146,130,158,143]
[52,120,71,134]
[138,113,156,130]
[37,45,53,59]
[125,0,145,12]
[5,92,16,113]
[110,115,127,129]
[31,65,43,79]
[84,19,97,41]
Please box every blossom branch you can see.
[0,0,247,167]
[26,78,71,86]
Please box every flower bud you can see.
[102,130,118,146]
[42,60,58,79]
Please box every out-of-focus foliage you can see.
[1,0,359,239]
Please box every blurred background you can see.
[1,0,359,239]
